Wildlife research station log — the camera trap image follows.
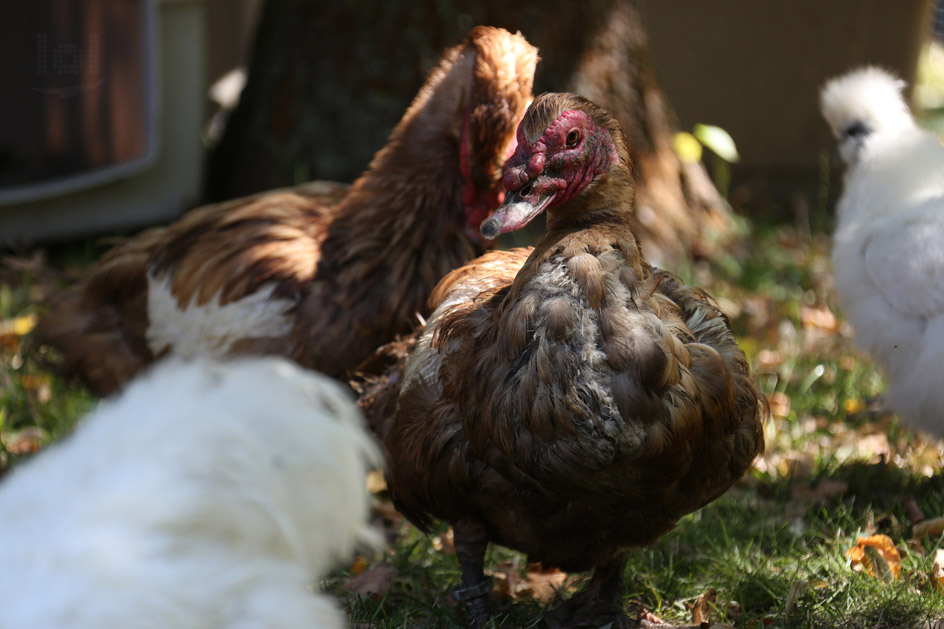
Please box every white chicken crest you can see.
[821,66,944,436]
[0,357,380,629]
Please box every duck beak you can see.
[480,187,556,240]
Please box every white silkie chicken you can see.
[0,357,379,629]
[821,66,944,437]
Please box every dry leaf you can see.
[21,373,52,404]
[767,392,791,419]
[490,560,521,601]
[1,428,45,454]
[344,564,398,599]
[855,433,890,458]
[843,398,866,415]
[865,545,894,582]
[913,516,944,539]
[931,549,944,591]
[636,608,666,624]
[0,314,38,353]
[431,527,455,554]
[784,580,808,619]
[845,534,902,580]
[349,556,368,576]
[755,349,783,371]
[365,469,387,494]
[490,562,567,604]
[800,304,838,332]
[0,314,38,338]
[520,564,567,604]
[690,588,716,624]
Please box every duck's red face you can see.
[457,27,537,248]
[480,108,618,240]
[459,113,520,244]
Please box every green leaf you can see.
[673,131,703,163]
[694,124,740,163]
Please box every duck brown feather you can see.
[375,92,765,627]
[37,27,538,396]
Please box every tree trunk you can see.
[206,0,734,265]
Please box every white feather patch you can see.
[0,356,380,628]
[146,273,295,357]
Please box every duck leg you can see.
[452,519,493,628]
[545,554,629,629]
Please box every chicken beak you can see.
[480,188,555,240]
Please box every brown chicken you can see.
[37,26,537,396]
[378,93,765,628]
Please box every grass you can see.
[2,208,944,628]
[0,253,96,471]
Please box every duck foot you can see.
[544,557,630,629]
[452,519,493,628]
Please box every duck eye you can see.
[518,182,534,197]
[565,129,581,147]
[843,121,869,138]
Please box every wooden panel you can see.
[0,1,152,192]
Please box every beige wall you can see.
[640,0,933,181]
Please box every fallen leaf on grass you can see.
[0,314,38,352]
[760,451,812,480]
[843,398,866,415]
[365,469,386,494]
[491,561,568,604]
[855,433,891,459]
[913,516,944,539]
[349,555,368,576]
[1,427,45,454]
[931,549,944,591]
[344,564,398,599]
[0,314,37,338]
[755,349,783,372]
[636,607,665,624]
[639,606,733,628]
[491,560,520,601]
[767,392,791,419]
[800,303,838,332]
[865,544,896,582]
[783,579,808,619]
[431,527,455,554]
[689,587,716,624]
[845,534,901,580]
[519,563,568,604]
[20,373,52,404]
